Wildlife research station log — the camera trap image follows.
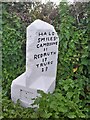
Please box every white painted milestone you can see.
[11,19,59,108]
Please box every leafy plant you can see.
[2,4,25,98]
[31,78,88,119]
[2,1,90,119]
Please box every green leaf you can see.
[81,57,88,65]
[66,92,73,99]
[79,112,85,118]
[63,85,69,91]
[41,112,52,118]
[68,112,76,118]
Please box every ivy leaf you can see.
[63,41,68,49]
[65,30,70,40]
[66,92,73,99]
[81,57,88,65]
[68,112,76,118]
[63,85,69,91]
[79,112,86,118]
[41,112,52,118]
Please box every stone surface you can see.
[11,19,59,108]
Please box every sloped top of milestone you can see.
[27,19,55,31]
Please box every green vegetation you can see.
[1,1,90,119]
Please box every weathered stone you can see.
[11,19,59,108]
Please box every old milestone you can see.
[11,19,59,108]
